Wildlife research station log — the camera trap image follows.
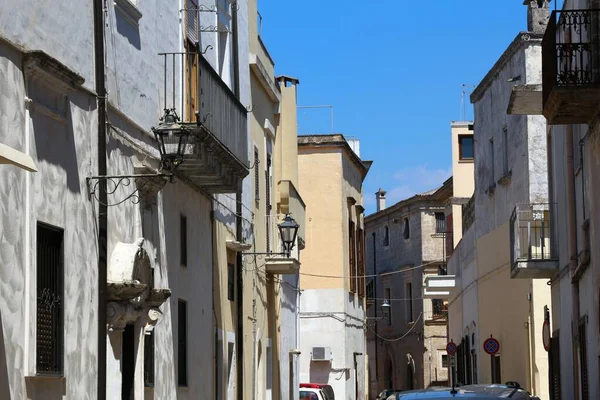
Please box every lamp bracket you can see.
[86,173,172,207]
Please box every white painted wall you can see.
[299,288,366,400]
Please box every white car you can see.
[299,387,327,400]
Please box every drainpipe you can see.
[372,232,378,386]
[565,125,580,399]
[231,2,244,399]
[93,0,108,397]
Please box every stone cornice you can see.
[470,32,543,104]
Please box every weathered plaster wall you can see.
[0,0,95,90]
[0,39,99,399]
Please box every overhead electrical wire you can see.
[365,312,423,342]
[298,259,446,280]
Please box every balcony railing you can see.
[158,52,248,192]
[366,279,375,305]
[510,203,558,279]
[543,9,600,124]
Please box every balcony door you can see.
[185,40,199,122]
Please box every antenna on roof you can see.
[461,84,476,121]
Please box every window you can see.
[122,324,135,399]
[266,346,273,399]
[403,218,410,240]
[385,288,392,326]
[349,220,356,293]
[441,354,448,369]
[265,154,272,252]
[491,355,501,384]
[550,333,561,399]
[383,226,390,247]
[406,282,413,322]
[180,214,187,267]
[144,331,155,387]
[579,322,589,400]
[254,146,260,202]
[227,263,235,301]
[36,223,64,375]
[502,126,509,176]
[489,138,495,187]
[178,299,188,386]
[435,212,446,234]
[227,342,235,391]
[357,228,365,297]
[458,135,474,160]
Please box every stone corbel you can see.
[107,301,142,332]
[144,308,163,334]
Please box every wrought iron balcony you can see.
[159,52,249,192]
[543,9,600,124]
[510,203,558,279]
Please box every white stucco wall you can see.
[0,37,99,399]
[299,288,365,400]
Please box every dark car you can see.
[387,384,541,399]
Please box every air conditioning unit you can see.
[311,347,331,362]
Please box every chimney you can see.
[376,188,387,212]
[524,0,551,34]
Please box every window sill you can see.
[25,375,67,393]
[458,159,474,164]
[114,0,142,25]
[497,170,512,187]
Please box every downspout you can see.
[566,125,580,399]
[231,3,244,400]
[93,0,108,397]
[372,232,378,389]
[212,204,219,400]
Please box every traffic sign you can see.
[446,341,457,356]
[542,320,551,352]
[483,337,500,355]
[450,355,456,368]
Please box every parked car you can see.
[300,383,335,400]
[386,384,541,400]
[300,388,326,400]
[376,389,402,399]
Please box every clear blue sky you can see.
[258,0,558,215]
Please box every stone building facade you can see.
[365,179,452,397]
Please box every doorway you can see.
[122,324,135,400]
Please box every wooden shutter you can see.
[185,0,198,43]
[580,323,589,400]
[357,228,365,297]
[349,221,356,293]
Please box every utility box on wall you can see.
[311,347,332,362]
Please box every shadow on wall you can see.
[309,363,346,385]
[0,310,10,400]
[115,7,141,50]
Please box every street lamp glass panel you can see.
[278,214,299,253]
[381,299,391,318]
[152,109,191,170]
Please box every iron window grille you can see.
[435,212,446,234]
[254,147,260,202]
[36,222,64,375]
[144,332,155,387]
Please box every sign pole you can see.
[446,339,457,393]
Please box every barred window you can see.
[144,331,155,387]
[36,223,64,375]
[254,147,260,202]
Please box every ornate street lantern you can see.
[381,299,391,319]
[151,108,191,172]
[278,214,299,256]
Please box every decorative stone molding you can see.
[133,163,169,202]
[107,239,171,332]
[114,0,142,26]
[23,50,85,93]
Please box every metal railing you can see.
[543,9,600,106]
[510,203,557,268]
[432,299,447,319]
[159,52,248,166]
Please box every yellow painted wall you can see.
[298,148,345,290]
[475,222,547,392]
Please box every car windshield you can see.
[300,390,320,400]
